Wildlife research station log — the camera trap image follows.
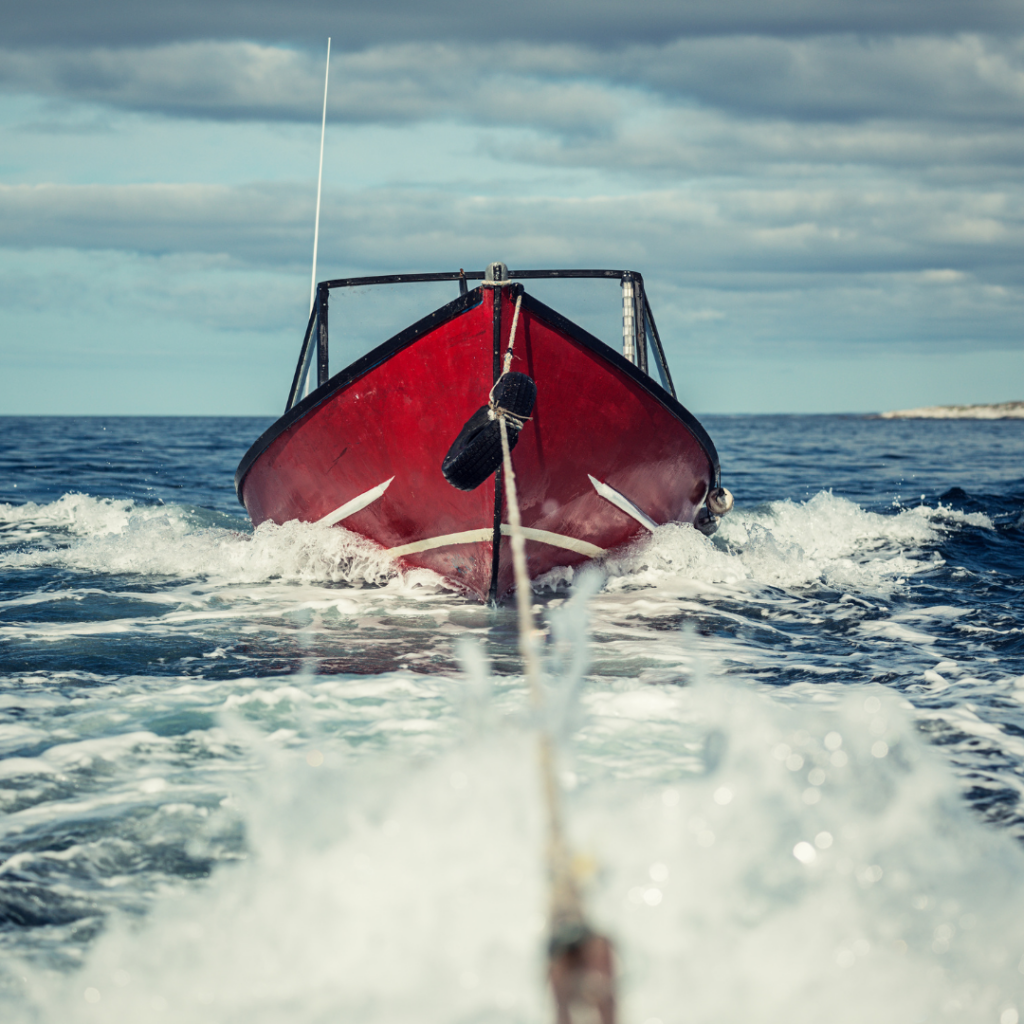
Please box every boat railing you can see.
[285,269,675,413]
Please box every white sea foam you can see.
[0,490,986,602]
[581,684,1024,1023]
[593,491,966,600]
[0,494,418,589]
[7,677,1024,1024]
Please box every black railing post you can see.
[285,304,319,412]
[635,276,648,375]
[317,282,330,387]
[642,292,676,398]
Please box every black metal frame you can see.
[517,290,717,486]
[284,269,676,414]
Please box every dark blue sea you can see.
[1,414,1022,1023]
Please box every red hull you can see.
[237,286,716,601]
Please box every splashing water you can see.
[1,492,404,587]
[0,414,1022,1022]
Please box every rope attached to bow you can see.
[494,373,617,1024]
[487,293,528,427]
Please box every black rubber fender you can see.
[442,373,536,491]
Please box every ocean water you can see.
[0,413,1022,1024]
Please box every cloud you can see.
[621,34,1024,124]
[4,180,1021,285]
[0,44,323,124]
[8,0,1024,51]
[2,8,1022,385]
[3,33,1023,136]
[0,183,311,263]
[0,42,626,135]
[489,108,1024,185]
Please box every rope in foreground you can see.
[497,412,617,1024]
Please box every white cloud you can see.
[3,178,1021,295]
[3,33,1024,130]
[0,182,309,261]
[620,34,1024,122]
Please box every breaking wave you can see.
[0,489,996,604]
[0,494,406,589]
[584,490,988,598]
[1,489,991,603]
[5,672,1024,1024]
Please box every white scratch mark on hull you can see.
[317,477,394,527]
[588,474,659,532]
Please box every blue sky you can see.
[2,1,1022,415]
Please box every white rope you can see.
[502,293,523,376]
[497,414,586,943]
[487,292,529,427]
[495,330,616,1020]
[495,284,584,930]
[489,406,529,431]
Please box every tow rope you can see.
[442,293,535,492]
[496,411,617,1024]
[442,286,617,1020]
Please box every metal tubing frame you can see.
[286,304,320,411]
[319,269,639,289]
[317,282,330,388]
[641,291,675,397]
[286,268,679,411]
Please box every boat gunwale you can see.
[234,283,720,504]
[234,287,484,500]
[516,289,720,485]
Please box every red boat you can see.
[235,264,731,603]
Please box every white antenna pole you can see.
[309,37,330,313]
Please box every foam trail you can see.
[0,494,425,589]
[595,491,990,598]
[5,681,1024,1024]
[1,466,1021,1023]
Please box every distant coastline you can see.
[880,401,1024,420]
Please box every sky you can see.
[1,0,1022,415]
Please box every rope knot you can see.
[488,399,530,432]
[488,370,537,434]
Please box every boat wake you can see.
[1,473,1023,1023]
[0,493,408,590]
[4,631,1024,1024]
[1,489,987,601]
[546,489,989,598]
